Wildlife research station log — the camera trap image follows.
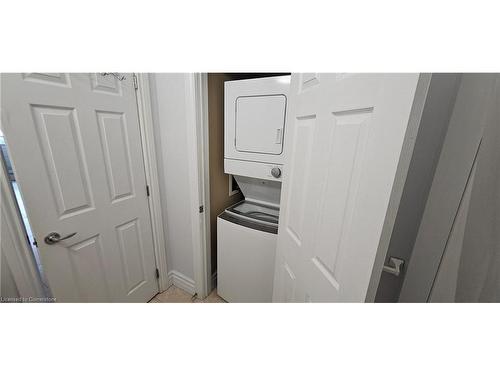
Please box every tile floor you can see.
[149,285,226,303]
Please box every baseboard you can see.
[167,270,196,295]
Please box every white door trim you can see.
[0,125,45,300]
[198,73,212,293]
[184,73,211,299]
[135,73,169,292]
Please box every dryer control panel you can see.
[225,159,284,182]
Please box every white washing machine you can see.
[217,200,279,302]
[217,76,290,303]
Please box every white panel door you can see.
[1,73,158,302]
[273,73,420,302]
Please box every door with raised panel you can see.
[273,73,421,302]
[1,73,158,302]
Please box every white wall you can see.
[399,74,496,302]
[429,159,476,302]
[374,74,461,301]
[149,73,196,283]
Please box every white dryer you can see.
[224,75,290,181]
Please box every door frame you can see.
[198,73,213,295]
[0,132,45,300]
[0,73,170,298]
[134,73,169,292]
[185,73,212,299]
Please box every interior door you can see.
[273,73,420,302]
[1,73,158,302]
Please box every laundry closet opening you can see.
[206,73,290,301]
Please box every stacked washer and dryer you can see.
[217,76,291,302]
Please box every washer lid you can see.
[233,175,281,206]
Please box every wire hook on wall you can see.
[101,72,126,81]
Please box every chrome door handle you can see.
[44,231,77,245]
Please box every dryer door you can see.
[225,76,290,165]
[235,95,286,155]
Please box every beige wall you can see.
[208,74,243,274]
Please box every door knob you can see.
[44,231,77,245]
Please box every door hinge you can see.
[133,74,138,90]
[146,185,150,197]
[32,238,38,247]
[199,205,204,213]
[155,268,160,279]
